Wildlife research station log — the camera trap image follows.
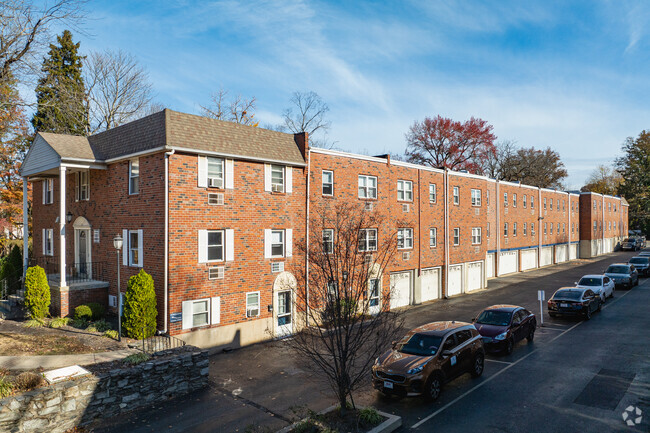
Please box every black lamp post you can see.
[113,235,123,342]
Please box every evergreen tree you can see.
[32,30,88,135]
[24,266,51,320]
[122,269,158,339]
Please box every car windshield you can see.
[475,310,512,326]
[553,290,583,300]
[396,333,443,356]
[606,266,629,274]
[629,258,648,264]
[578,277,601,286]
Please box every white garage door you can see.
[569,243,578,260]
[555,245,568,263]
[540,247,553,267]
[447,265,463,297]
[420,267,440,303]
[390,272,411,309]
[498,251,518,275]
[466,262,483,292]
[521,249,537,271]
[486,253,495,279]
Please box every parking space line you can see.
[484,359,512,365]
[538,326,568,331]
[410,290,635,430]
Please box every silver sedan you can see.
[575,274,615,302]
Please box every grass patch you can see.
[287,406,385,433]
[23,318,44,328]
[103,330,119,340]
[0,333,97,356]
[0,377,13,398]
[13,372,44,391]
[49,317,71,329]
[358,407,383,425]
[123,352,150,365]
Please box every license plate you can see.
[383,381,393,389]
[560,303,568,308]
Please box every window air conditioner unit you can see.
[209,266,225,280]
[402,204,410,213]
[208,193,224,205]
[402,252,411,260]
[272,184,284,193]
[474,208,480,215]
[364,255,372,265]
[364,202,373,211]
[208,178,223,188]
[108,295,117,308]
[271,262,284,273]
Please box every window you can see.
[76,171,89,201]
[613,221,616,230]
[572,223,575,233]
[531,196,534,209]
[271,230,285,257]
[593,221,597,233]
[471,227,481,244]
[513,223,518,236]
[397,180,413,201]
[358,229,377,252]
[369,279,380,307]
[544,222,547,235]
[608,203,611,212]
[531,223,535,236]
[557,223,560,233]
[504,193,508,207]
[453,228,460,245]
[129,159,139,195]
[129,230,143,266]
[322,170,334,196]
[43,229,53,256]
[429,228,437,247]
[562,200,565,211]
[504,223,508,237]
[43,179,53,204]
[563,223,566,233]
[322,229,334,254]
[471,189,481,206]
[523,195,527,208]
[550,223,553,235]
[550,199,553,210]
[271,165,285,193]
[358,175,377,199]
[192,299,209,327]
[429,184,436,203]
[397,228,413,249]
[204,157,224,188]
[513,193,517,207]
[487,222,490,238]
[207,230,224,261]
[544,198,547,209]
[453,186,459,205]
[556,199,559,210]
[593,200,597,210]
[486,190,490,205]
[246,292,260,317]
[523,223,527,236]
[93,229,100,243]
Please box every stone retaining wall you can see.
[0,347,209,433]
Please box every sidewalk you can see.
[0,348,139,370]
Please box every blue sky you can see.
[50,0,650,188]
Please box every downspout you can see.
[602,194,605,254]
[568,194,571,256]
[417,169,422,293]
[495,181,500,276]
[22,177,28,276]
[538,187,542,267]
[164,149,175,333]
[444,169,449,299]
[305,149,311,325]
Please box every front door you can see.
[75,229,91,279]
[276,290,293,338]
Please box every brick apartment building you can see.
[20,109,629,349]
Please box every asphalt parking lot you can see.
[97,249,650,432]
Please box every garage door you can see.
[390,272,411,309]
[466,262,483,292]
[540,247,553,267]
[498,251,518,275]
[555,245,567,263]
[420,268,440,303]
[521,249,537,271]
[486,253,495,279]
[447,265,463,297]
[569,244,578,260]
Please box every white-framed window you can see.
[523,195,527,208]
[572,223,575,233]
[128,230,143,267]
[429,184,436,203]
[429,228,437,247]
[523,223,527,236]
[504,223,509,237]
[504,192,508,207]
[207,230,224,261]
[358,175,377,199]
[486,189,490,205]
[43,179,53,204]
[513,222,518,236]
[550,223,553,234]
[563,200,565,211]
[550,199,553,210]
[556,199,559,210]
[531,223,535,236]
[397,180,413,201]
[453,186,459,205]
[564,223,567,233]
[557,223,560,233]
[75,171,89,201]
[322,229,334,254]
[199,229,234,263]
[608,202,611,212]
[613,221,616,230]
[358,228,377,252]
[271,165,285,193]
[246,291,260,317]
[207,157,224,188]
[471,227,481,245]
[531,196,534,209]
[544,222,547,234]
[453,228,460,245]
[487,222,490,238]
[264,229,292,259]
[182,297,220,329]
[271,230,284,257]
[322,170,334,196]
[544,198,547,209]
[471,189,481,206]
[397,228,413,249]
[192,299,209,327]
[513,193,517,207]
[129,158,139,195]
[42,228,53,256]
[369,279,380,307]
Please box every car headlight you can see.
[407,365,424,375]
[494,331,508,341]
[374,357,379,366]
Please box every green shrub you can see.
[71,318,88,329]
[48,317,71,328]
[122,269,158,339]
[87,302,105,320]
[123,352,150,365]
[23,318,44,328]
[7,245,22,275]
[74,304,92,321]
[358,407,383,426]
[24,266,51,319]
[103,329,119,340]
[93,320,111,332]
[0,377,13,398]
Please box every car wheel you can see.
[471,352,484,378]
[526,327,535,342]
[597,300,602,312]
[505,338,514,355]
[585,307,592,320]
[425,374,442,401]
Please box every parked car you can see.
[628,256,650,277]
[639,251,650,257]
[547,287,602,320]
[575,274,615,302]
[372,321,484,400]
[604,263,639,289]
[472,305,536,355]
[621,238,638,251]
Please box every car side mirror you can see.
[574,282,578,285]
[442,350,453,357]
[513,320,521,326]
[471,317,476,322]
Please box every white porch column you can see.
[22,177,29,275]
[59,166,67,287]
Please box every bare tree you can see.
[84,49,154,134]
[201,87,257,126]
[281,91,331,147]
[480,139,517,179]
[581,165,622,195]
[286,201,404,414]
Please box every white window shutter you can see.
[198,230,207,263]
[75,172,79,201]
[122,229,128,266]
[198,156,208,188]
[42,182,46,204]
[264,229,272,258]
[42,229,46,254]
[211,297,220,325]
[182,301,193,330]
[225,159,234,189]
[264,164,272,192]
[285,167,292,193]
[225,229,234,261]
[286,229,293,257]
[137,229,144,267]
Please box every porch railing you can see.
[29,258,107,285]
[139,326,186,355]
[0,268,24,301]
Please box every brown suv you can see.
[372,321,485,400]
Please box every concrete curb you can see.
[277,405,401,433]
[0,348,139,370]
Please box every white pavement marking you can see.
[538,326,568,331]
[484,359,513,365]
[410,289,633,430]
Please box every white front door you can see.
[276,290,293,338]
[368,278,380,315]
[75,229,91,279]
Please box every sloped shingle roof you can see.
[37,132,97,160]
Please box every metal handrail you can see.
[139,326,186,355]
